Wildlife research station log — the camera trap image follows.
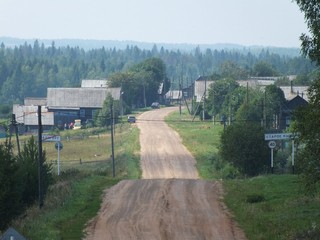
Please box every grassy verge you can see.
[15,175,119,239]
[166,109,223,179]
[166,108,320,239]
[11,122,141,239]
[224,175,320,240]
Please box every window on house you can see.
[286,116,291,126]
[80,109,85,118]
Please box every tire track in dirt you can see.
[84,107,246,240]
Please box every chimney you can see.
[290,80,294,94]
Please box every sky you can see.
[0,0,309,48]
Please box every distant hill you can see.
[0,36,301,57]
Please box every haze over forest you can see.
[0,37,302,56]
[0,36,314,105]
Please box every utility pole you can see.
[11,114,21,156]
[110,103,115,177]
[179,80,182,115]
[203,77,207,121]
[263,91,267,128]
[37,106,44,208]
[246,82,249,105]
[228,84,231,125]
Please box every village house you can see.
[46,87,120,129]
[194,76,214,102]
[281,95,308,130]
[165,90,182,104]
[12,80,121,131]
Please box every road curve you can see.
[84,107,246,240]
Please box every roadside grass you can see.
[165,109,223,179]
[14,175,119,240]
[166,108,320,239]
[10,122,141,239]
[5,108,320,239]
[224,175,320,240]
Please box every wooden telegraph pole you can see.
[110,103,115,177]
[37,106,44,208]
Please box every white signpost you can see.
[42,134,61,142]
[42,135,62,175]
[264,133,296,174]
[264,133,293,141]
[268,141,276,174]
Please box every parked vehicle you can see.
[151,102,160,109]
[73,119,82,130]
[127,116,136,123]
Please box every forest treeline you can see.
[0,40,316,105]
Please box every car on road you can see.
[151,102,160,109]
[127,115,136,123]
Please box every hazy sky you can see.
[0,0,309,47]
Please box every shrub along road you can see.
[84,107,246,240]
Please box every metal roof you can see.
[24,97,47,106]
[81,79,108,88]
[47,87,121,108]
[13,105,54,126]
[279,86,309,101]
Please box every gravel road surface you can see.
[85,107,246,240]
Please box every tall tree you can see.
[0,140,19,230]
[253,61,277,77]
[293,0,320,192]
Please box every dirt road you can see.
[85,107,246,240]
[138,107,199,179]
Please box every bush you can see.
[220,122,269,176]
[221,163,240,179]
[0,105,10,115]
[274,149,290,173]
[16,137,53,205]
[246,194,265,203]
[0,137,53,230]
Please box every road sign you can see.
[54,141,63,176]
[42,134,61,142]
[268,141,276,149]
[264,133,293,141]
[55,141,63,150]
